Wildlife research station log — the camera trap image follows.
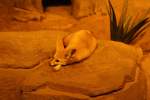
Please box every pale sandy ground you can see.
[0,1,150,99]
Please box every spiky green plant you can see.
[107,0,150,44]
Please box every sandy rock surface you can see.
[0,31,68,68]
[141,54,150,100]
[0,0,149,99]
[135,27,150,52]
[0,32,146,99]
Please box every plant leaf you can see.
[124,18,150,43]
[107,0,119,41]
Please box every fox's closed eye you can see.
[55,59,59,62]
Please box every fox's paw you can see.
[53,64,62,71]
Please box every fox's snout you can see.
[50,58,67,66]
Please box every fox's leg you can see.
[72,49,91,62]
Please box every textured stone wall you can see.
[0,0,103,22]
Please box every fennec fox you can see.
[50,30,97,70]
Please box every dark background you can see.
[42,0,71,10]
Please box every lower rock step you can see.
[22,86,90,100]
[22,68,147,100]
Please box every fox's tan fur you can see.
[50,30,97,69]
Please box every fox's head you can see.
[50,35,76,66]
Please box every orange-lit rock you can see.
[0,31,67,68]
[0,0,104,21]
[134,27,150,52]
[0,37,146,100]
[0,0,149,100]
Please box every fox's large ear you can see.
[55,35,65,57]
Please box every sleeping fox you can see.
[50,30,97,70]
